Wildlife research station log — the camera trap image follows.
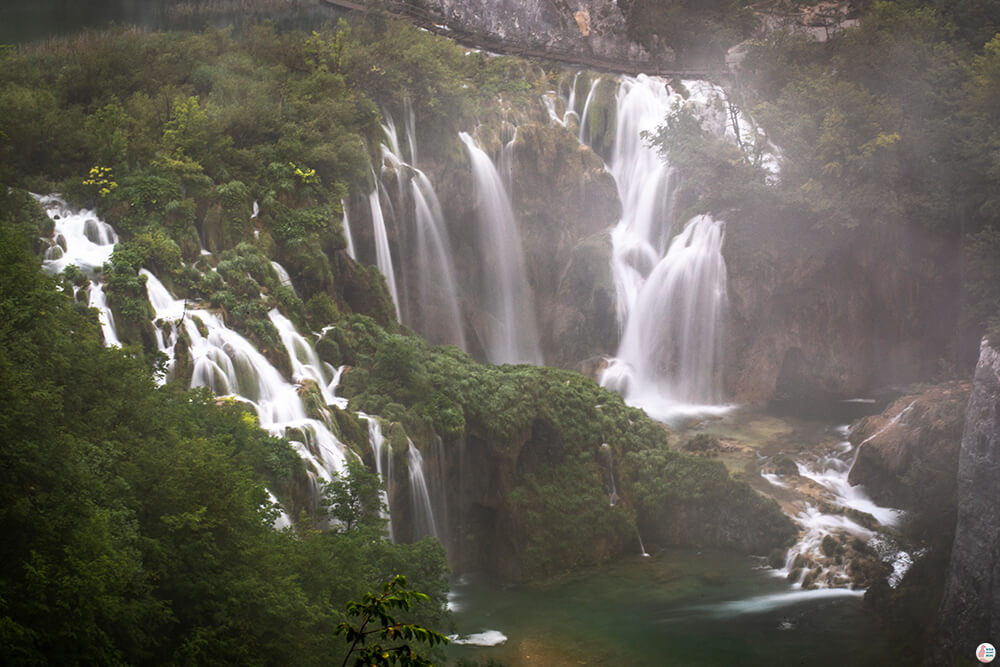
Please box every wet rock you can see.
[400,0,675,69]
[847,381,969,519]
[933,340,1000,662]
[724,222,961,406]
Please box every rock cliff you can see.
[847,381,969,526]
[723,221,961,406]
[933,339,1000,663]
[396,0,673,68]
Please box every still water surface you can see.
[447,549,892,666]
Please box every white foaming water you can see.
[694,587,864,618]
[448,630,508,646]
[267,489,292,530]
[407,441,440,540]
[774,407,914,588]
[459,131,542,365]
[37,194,121,346]
[368,184,401,320]
[375,116,465,346]
[563,76,734,422]
[184,308,347,480]
[270,260,295,293]
[341,200,357,260]
[141,269,185,382]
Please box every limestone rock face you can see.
[507,123,620,368]
[847,382,969,516]
[933,340,1000,663]
[403,0,673,67]
[723,223,961,405]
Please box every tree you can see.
[323,456,388,534]
[336,575,449,667]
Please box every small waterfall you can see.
[773,407,914,589]
[37,194,121,346]
[407,441,440,540]
[367,184,401,320]
[341,200,357,260]
[577,77,601,143]
[267,489,292,530]
[571,76,731,422]
[141,269,184,382]
[366,416,394,541]
[408,170,466,348]
[270,260,295,293]
[459,131,542,365]
[377,117,465,347]
[602,215,729,421]
[184,308,347,480]
[87,281,121,347]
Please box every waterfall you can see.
[270,260,295,293]
[407,441,440,540]
[87,281,121,348]
[564,76,732,421]
[341,199,357,260]
[602,215,729,420]
[37,194,121,347]
[409,171,467,347]
[366,416,394,541]
[578,77,601,143]
[183,308,347,480]
[368,184,401,320]
[141,269,184,382]
[376,117,466,347]
[459,131,543,365]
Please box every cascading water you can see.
[184,308,348,478]
[764,405,914,589]
[374,114,465,347]
[37,194,121,346]
[341,199,357,260]
[364,415,395,541]
[141,269,184,382]
[562,75,734,421]
[601,214,729,421]
[407,441,440,540]
[367,183,401,319]
[459,131,542,365]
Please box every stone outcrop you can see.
[395,0,674,69]
[723,222,961,406]
[847,381,970,517]
[933,340,1000,663]
[507,123,620,368]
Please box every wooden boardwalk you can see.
[321,0,715,79]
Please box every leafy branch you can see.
[337,574,449,667]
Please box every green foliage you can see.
[323,457,388,534]
[627,442,796,553]
[336,574,449,667]
[0,213,449,665]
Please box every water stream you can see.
[459,131,543,365]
